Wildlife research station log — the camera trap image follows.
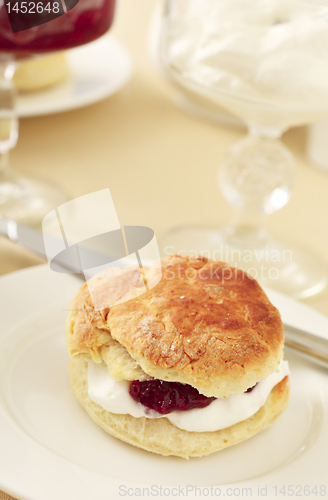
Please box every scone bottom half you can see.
[65,255,289,458]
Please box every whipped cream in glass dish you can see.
[166,0,328,108]
[159,0,328,298]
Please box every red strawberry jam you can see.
[245,383,258,393]
[129,379,258,415]
[129,379,216,415]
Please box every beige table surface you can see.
[1,1,328,499]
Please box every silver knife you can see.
[0,218,121,278]
[284,324,328,370]
[1,218,328,370]
[0,218,48,260]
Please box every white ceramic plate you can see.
[0,265,327,500]
[17,35,133,118]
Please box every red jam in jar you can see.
[0,0,116,54]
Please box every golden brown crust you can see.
[67,255,284,398]
[69,356,290,458]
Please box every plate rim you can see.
[0,264,328,500]
[16,34,133,118]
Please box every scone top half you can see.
[66,255,284,399]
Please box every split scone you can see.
[65,255,290,458]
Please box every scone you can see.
[65,255,290,458]
[14,53,69,93]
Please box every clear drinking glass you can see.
[0,0,116,225]
[159,0,328,298]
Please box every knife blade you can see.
[0,218,114,278]
[284,323,328,370]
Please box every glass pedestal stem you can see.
[0,59,18,181]
[226,207,268,248]
[0,58,66,225]
[159,130,327,297]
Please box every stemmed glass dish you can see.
[0,0,116,225]
[159,0,328,298]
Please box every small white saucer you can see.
[17,35,133,118]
